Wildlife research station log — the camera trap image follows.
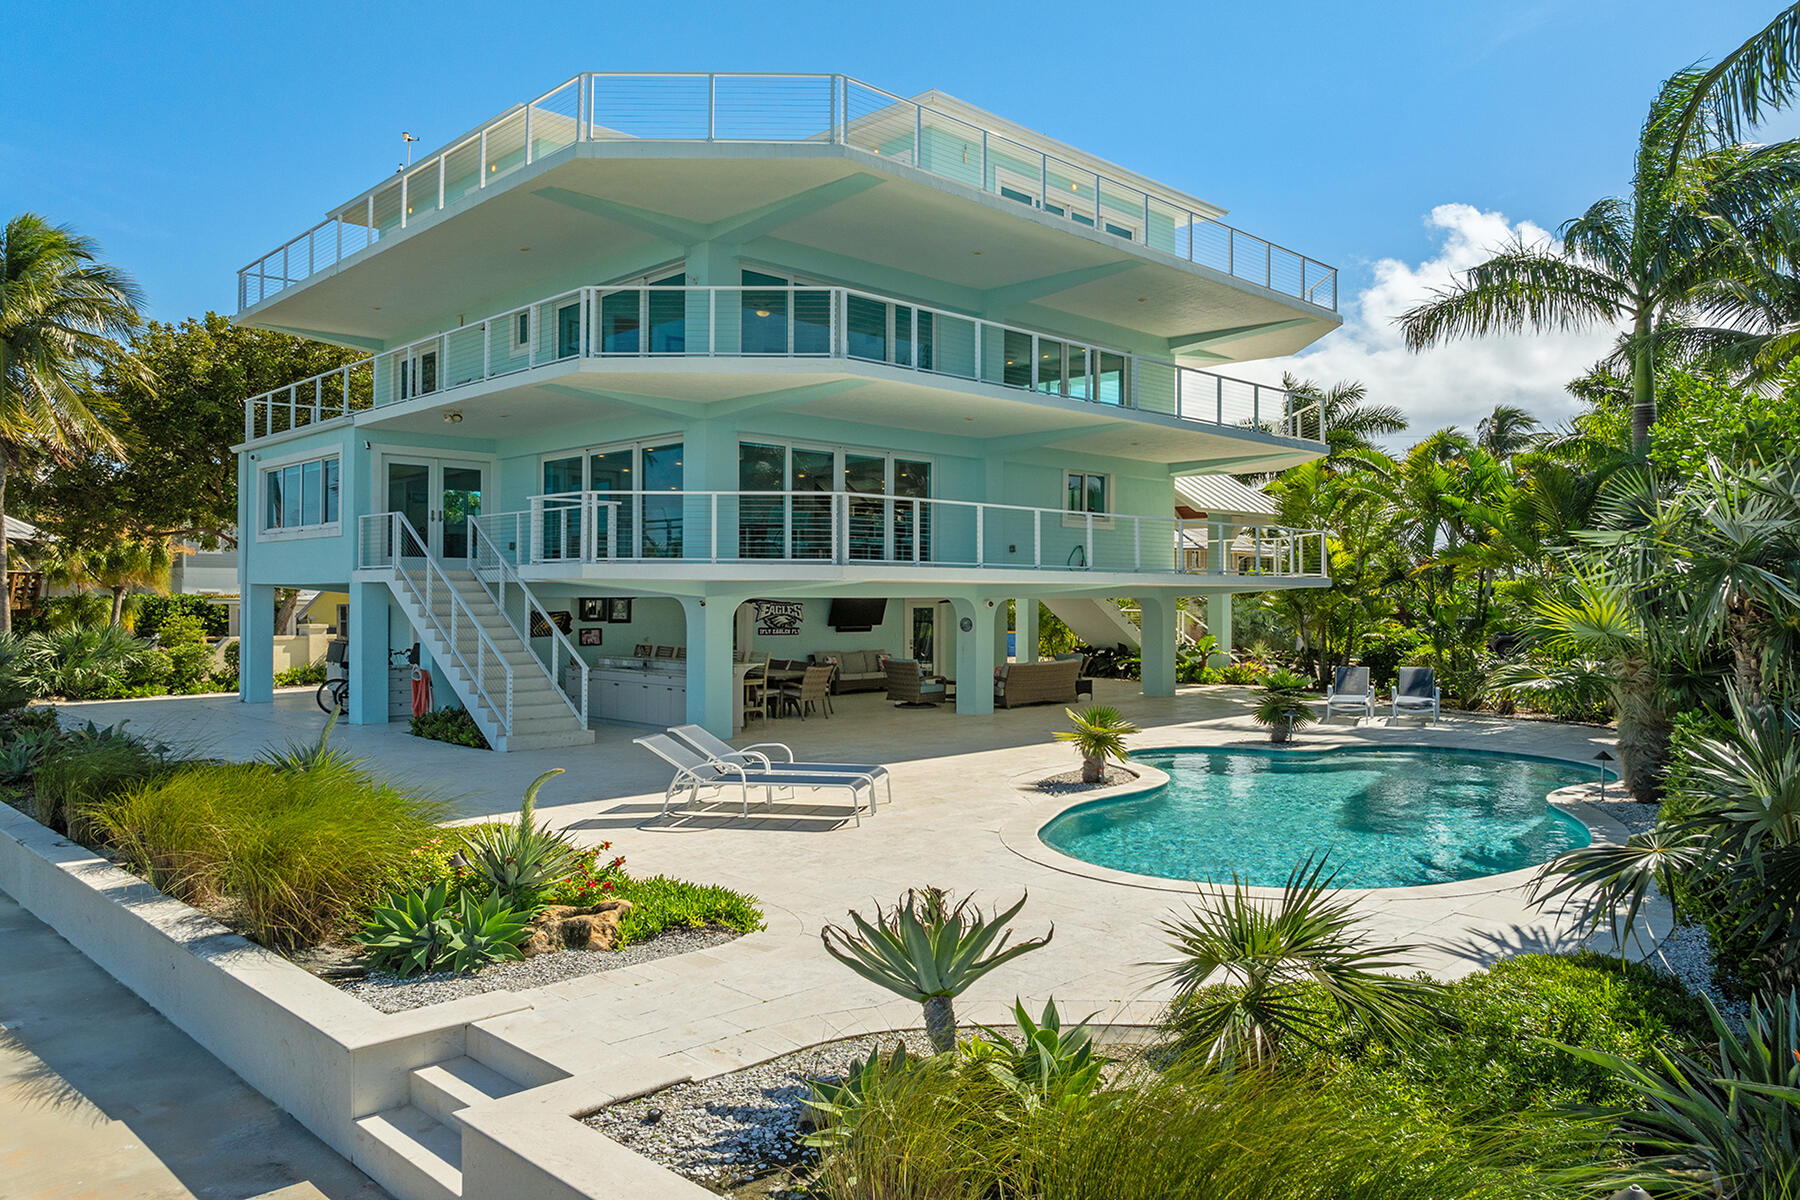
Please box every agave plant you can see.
[358,881,459,977]
[1252,669,1318,743]
[1054,705,1138,783]
[822,887,1053,1052]
[444,890,532,974]
[1152,854,1442,1069]
[464,767,582,910]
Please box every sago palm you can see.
[1054,704,1137,783]
[0,214,140,632]
[1400,70,1800,452]
[1152,855,1443,1070]
[821,887,1052,1052]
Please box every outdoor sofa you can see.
[994,658,1083,708]
[809,649,890,693]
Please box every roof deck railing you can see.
[242,283,1327,445]
[237,73,1338,312]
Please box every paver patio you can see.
[51,683,1657,1080]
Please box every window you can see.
[264,455,340,533]
[398,350,437,399]
[1066,472,1108,515]
[511,311,531,353]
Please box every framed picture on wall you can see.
[607,597,633,623]
[578,597,607,622]
[531,610,573,637]
[579,627,603,647]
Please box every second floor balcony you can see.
[244,283,1326,466]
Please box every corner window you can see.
[1065,472,1108,515]
[264,455,341,533]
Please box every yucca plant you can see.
[1152,854,1443,1070]
[1054,705,1138,784]
[1252,668,1318,743]
[822,887,1053,1052]
[464,767,582,910]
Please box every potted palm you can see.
[1055,704,1139,784]
[1253,669,1317,744]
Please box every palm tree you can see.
[1474,403,1543,459]
[41,535,175,627]
[1400,72,1800,453]
[1054,704,1138,783]
[0,214,140,632]
[1281,375,1407,461]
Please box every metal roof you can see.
[1173,475,1276,519]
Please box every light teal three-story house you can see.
[233,74,1339,749]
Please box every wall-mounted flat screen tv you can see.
[827,597,888,631]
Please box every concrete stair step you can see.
[409,1056,525,1126]
[466,1013,578,1087]
[499,729,598,751]
[354,1103,461,1200]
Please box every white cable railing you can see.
[357,511,514,734]
[468,517,588,728]
[237,72,1337,312]
[470,491,1328,579]
[243,283,1323,443]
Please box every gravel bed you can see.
[1031,766,1135,794]
[338,926,740,1013]
[585,1031,935,1195]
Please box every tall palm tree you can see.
[1400,72,1800,453]
[1281,374,1407,461]
[0,214,140,633]
[1474,403,1543,459]
[41,535,175,628]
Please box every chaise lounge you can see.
[668,724,892,808]
[633,733,878,823]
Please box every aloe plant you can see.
[1054,705,1138,783]
[821,887,1052,1052]
[465,767,582,909]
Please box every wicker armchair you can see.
[884,659,947,706]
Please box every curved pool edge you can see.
[997,747,1635,903]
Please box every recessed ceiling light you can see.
[519,246,530,252]
[971,250,982,255]
[1137,297,1147,302]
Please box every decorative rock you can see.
[520,899,633,957]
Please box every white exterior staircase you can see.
[1042,597,1145,652]
[357,512,594,753]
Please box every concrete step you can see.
[354,1103,461,1200]
[499,729,599,752]
[467,1013,578,1088]
[409,1056,525,1126]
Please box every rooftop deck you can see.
[238,73,1338,313]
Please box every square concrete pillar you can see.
[239,583,276,704]
[1139,594,1177,698]
[1204,591,1233,667]
[1016,599,1039,662]
[347,582,391,726]
[952,597,996,715]
[681,595,738,736]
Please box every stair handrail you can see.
[363,511,514,736]
[469,515,589,729]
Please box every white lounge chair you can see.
[1390,666,1441,724]
[1323,666,1376,723]
[668,724,892,809]
[633,733,876,824]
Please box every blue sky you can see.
[1,1,1786,434]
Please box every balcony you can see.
[445,491,1328,585]
[238,73,1338,316]
[243,284,1326,462]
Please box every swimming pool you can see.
[1037,746,1595,889]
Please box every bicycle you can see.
[316,645,418,715]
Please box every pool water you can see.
[1038,747,1594,889]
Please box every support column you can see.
[1204,591,1233,667]
[994,601,1009,670]
[681,594,739,736]
[347,581,391,726]
[1016,598,1039,663]
[950,596,996,715]
[240,583,276,704]
[1139,594,1177,698]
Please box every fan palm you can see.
[1053,704,1137,783]
[821,887,1052,1051]
[1400,71,1800,452]
[0,214,140,632]
[1152,855,1443,1070]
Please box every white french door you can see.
[384,456,487,559]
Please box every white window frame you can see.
[509,310,531,353]
[993,166,1139,242]
[258,449,343,541]
[1063,470,1114,530]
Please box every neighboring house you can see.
[232,73,1339,749]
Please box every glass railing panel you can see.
[1191,219,1232,277]
[844,294,889,362]
[485,111,528,183]
[590,74,708,139]
[531,80,582,157]
[444,326,484,388]
[714,75,833,141]
[1133,358,1177,415]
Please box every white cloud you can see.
[1239,203,1621,444]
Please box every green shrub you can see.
[536,840,629,906]
[408,705,489,748]
[88,760,444,948]
[356,881,531,976]
[32,723,174,838]
[134,594,229,642]
[273,659,326,687]
[15,626,170,700]
[613,875,764,946]
[155,612,209,648]
[0,634,36,710]
[1356,624,1429,690]
[165,643,216,693]
[1291,952,1709,1123]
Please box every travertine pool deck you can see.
[50,683,1663,1081]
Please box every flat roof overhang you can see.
[346,355,1325,473]
[238,142,1339,365]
